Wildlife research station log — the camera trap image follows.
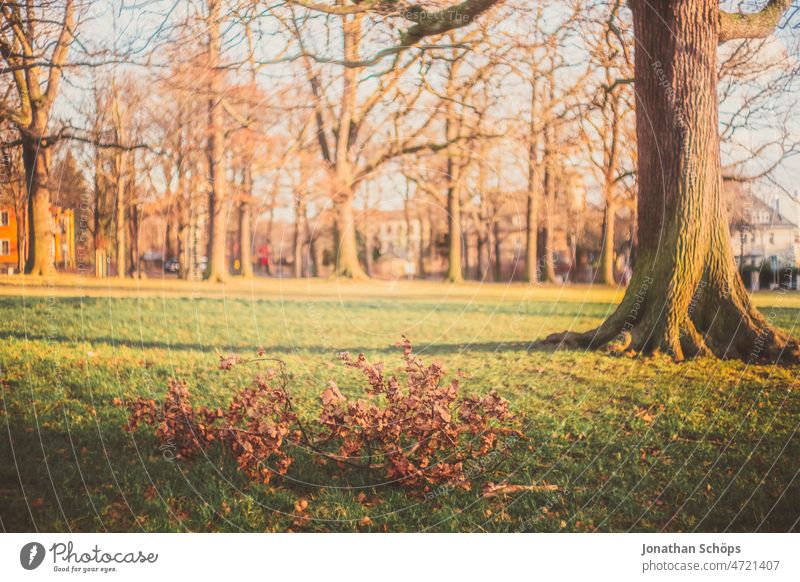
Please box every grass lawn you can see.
[1,275,799,532]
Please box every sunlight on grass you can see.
[1,280,798,532]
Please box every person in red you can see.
[258,243,271,274]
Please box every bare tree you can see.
[551,0,800,360]
[205,0,230,282]
[0,0,75,275]
[581,1,636,285]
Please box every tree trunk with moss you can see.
[525,79,540,284]
[445,177,463,283]
[239,200,253,279]
[332,15,368,279]
[541,117,558,284]
[444,104,463,283]
[205,0,229,283]
[598,198,616,285]
[114,164,127,278]
[21,133,53,276]
[547,0,798,362]
[335,193,367,279]
[239,166,253,279]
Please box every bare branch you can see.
[719,0,793,43]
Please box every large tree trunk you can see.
[165,219,175,261]
[331,15,367,280]
[599,199,616,285]
[292,194,306,278]
[445,173,463,283]
[428,215,438,277]
[176,167,190,280]
[176,217,186,279]
[462,211,471,279]
[477,230,489,281]
[417,214,427,279]
[205,0,229,283]
[128,203,140,278]
[493,220,502,282]
[444,61,463,283]
[308,231,319,278]
[115,168,127,278]
[541,119,558,284]
[335,194,367,278]
[188,166,206,281]
[525,79,540,284]
[22,135,52,276]
[127,150,139,277]
[364,223,374,277]
[92,169,108,278]
[238,200,252,278]
[237,163,254,279]
[547,0,798,362]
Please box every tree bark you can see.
[292,194,306,278]
[428,214,438,275]
[446,171,463,283]
[115,165,127,278]
[525,78,540,284]
[239,166,253,279]
[333,15,368,279]
[541,116,557,284]
[4,2,73,277]
[599,198,616,285]
[92,154,108,278]
[417,213,427,279]
[335,195,366,278]
[477,230,488,281]
[21,134,52,276]
[205,0,229,282]
[546,0,799,362]
[444,57,463,283]
[493,220,502,282]
[176,164,189,280]
[462,210,471,279]
[364,222,374,277]
[239,200,253,278]
[308,230,320,278]
[128,203,140,278]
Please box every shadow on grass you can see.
[0,328,559,358]
[0,416,362,532]
[3,411,799,533]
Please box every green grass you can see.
[1,278,799,532]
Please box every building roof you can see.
[729,191,797,229]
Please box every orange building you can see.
[0,204,20,270]
[0,204,75,273]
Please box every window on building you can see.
[0,210,8,227]
[0,239,10,256]
[770,233,775,244]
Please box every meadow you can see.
[1,276,798,532]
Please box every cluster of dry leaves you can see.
[123,338,521,492]
[127,373,296,483]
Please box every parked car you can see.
[164,258,180,273]
[163,257,208,274]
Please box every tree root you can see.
[540,317,800,364]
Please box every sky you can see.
[48,0,800,216]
